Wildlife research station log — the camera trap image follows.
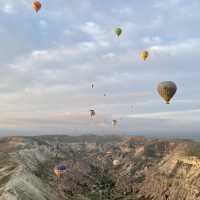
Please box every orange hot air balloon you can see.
[32,1,42,13]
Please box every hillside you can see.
[0,135,200,200]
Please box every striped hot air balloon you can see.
[106,150,113,158]
[54,164,66,178]
[157,81,177,104]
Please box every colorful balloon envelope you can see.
[54,164,66,178]
[157,81,177,104]
[32,1,42,13]
[114,27,122,37]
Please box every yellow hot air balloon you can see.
[32,1,42,13]
[114,28,122,37]
[140,50,149,61]
[157,81,177,104]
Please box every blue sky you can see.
[0,0,200,136]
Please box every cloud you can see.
[149,38,200,56]
[143,36,162,45]
[127,109,200,121]
[2,3,14,14]
[80,21,110,47]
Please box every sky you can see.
[0,0,200,137]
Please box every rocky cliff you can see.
[0,135,200,200]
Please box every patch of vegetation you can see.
[187,142,200,158]
[0,174,12,188]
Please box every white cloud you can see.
[81,22,103,36]
[80,21,111,47]
[112,7,133,16]
[127,109,200,122]
[143,36,162,45]
[102,52,116,59]
[149,38,200,57]
[39,20,48,28]
[78,41,97,51]
[2,3,14,14]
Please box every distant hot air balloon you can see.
[157,81,177,104]
[54,164,66,178]
[106,150,112,158]
[90,110,96,117]
[32,1,42,13]
[113,159,120,166]
[140,50,149,61]
[112,120,117,127]
[114,28,122,37]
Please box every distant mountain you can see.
[0,135,200,200]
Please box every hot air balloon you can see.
[157,81,177,104]
[106,150,112,158]
[140,50,149,61]
[90,110,96,117]
[113,160,120,166]
[32,1,42,13]
[112,120,117,127]
[114,28,122,37]
[54,164,66,178]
